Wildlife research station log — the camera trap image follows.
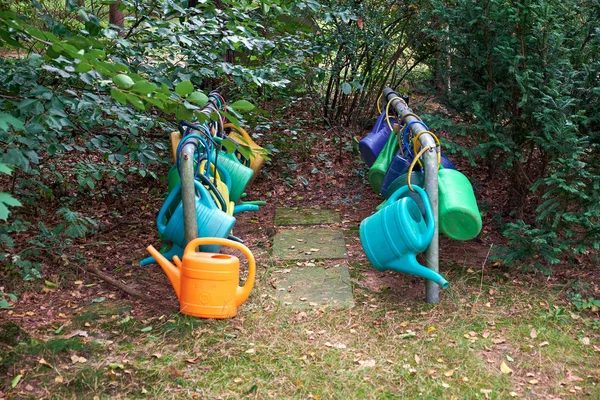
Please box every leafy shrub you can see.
[422,0,600,270]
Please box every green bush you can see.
[423,0,600,270]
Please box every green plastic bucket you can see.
[438,169,482,241]
[368,133,397,194]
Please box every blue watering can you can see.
[359,185,449,288]
[359,112,397,167]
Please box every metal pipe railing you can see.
[180,95,223,245]
[382,88,440,303]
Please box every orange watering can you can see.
[146,237,256,319]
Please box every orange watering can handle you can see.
[184,237,256,306]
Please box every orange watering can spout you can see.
[146,245,181,299]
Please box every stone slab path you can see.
[272,227,347,260]
[272,208,354,310]
[274,207,341,226]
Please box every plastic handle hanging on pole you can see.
[381,87,440,304]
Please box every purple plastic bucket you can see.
[359,113,397,167]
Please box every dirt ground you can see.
[1,97,599,398]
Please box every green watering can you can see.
[368,133,398,194]
[384,169,482,241]
[211,151,254,203]
[360,185,449,288]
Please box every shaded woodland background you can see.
[0,0,599,304]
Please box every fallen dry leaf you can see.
[55,376,64,383]
[444,369,454,377]
[414,354,421,364]
[528,379,538,385]
[529,328,537,339]
[538,341,549,347]
[245,349,256,354]
[492,338,506,344]
[359,359,376,368]
[500,361,513,375]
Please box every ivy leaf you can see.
[175,80,194,97]
[229,100,254,111]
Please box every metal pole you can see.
[382,88,440,303]
[180,96,222,246]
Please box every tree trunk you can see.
[109,2,124,27]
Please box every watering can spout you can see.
[146,245,181,299]
[386,254,449,289]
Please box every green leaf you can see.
[341,82,352,94]
[0,164,13,175]
[220,138,238,154]
[176,105,193,121]
[229,100,255,111]
[187,91,208,106]
[113,74,135,90]
[125,94,146,111]
[75,62,92,73]
[0,192,22,221]
[0,113,24,131]
[131,80,157,95]
[91,296,106,303]
[140,326,152,332]
[44,280,57,289]
[110,88,127,105]
[11,374,22,388]
[175,80,194,97]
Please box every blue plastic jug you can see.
[360,185,449,288]
[359,113,397,167]
[380,152,456,198]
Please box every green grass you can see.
[2,266,599,399]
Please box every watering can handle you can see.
[184,238,256,306]
[385,185,435,238]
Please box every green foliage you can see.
[423,0,600,270]
[570,294,600,312]
[0,290,17,309]
[311,0,434,126]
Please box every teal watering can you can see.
[140,180,236,266]
[158,180,236,252]
[360,185,449,288]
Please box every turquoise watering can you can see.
[140,180,236,266]
[360,185,449,288]
[158,181,236,251]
